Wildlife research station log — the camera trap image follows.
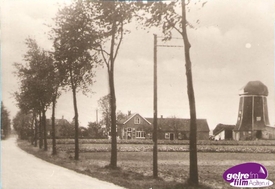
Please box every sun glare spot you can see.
[245,43,252,49]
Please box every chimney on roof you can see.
[128,111,131,116]
[161,115,163,118]
[62,115,64,119]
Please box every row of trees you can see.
[1,102,11,139]
[14,0,204,185]
[14,38,59,152]
[12,112,104,139]
[13,92,127,140]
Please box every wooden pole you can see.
[153,34,158,178]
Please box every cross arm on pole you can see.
[157,45,183,47]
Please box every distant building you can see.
[146,117,210,140]
[234,81,275,140]
[47,117,73,138]
[117,113,152,140]
[117,112,210,140]
[213,124,235,140]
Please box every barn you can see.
[213,124,235,140]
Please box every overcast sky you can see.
[1,0,275,130]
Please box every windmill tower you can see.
[234,81,270,140]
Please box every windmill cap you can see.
[239,81,268,96]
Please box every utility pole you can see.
[152,34,183,179]
[153,34,158,178]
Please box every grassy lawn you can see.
[18,140,275,189]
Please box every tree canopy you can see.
[14,38,56,114]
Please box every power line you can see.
[157,45,183,48]
[156,36,183,47]
[156,36,183,40]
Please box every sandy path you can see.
[1,137,125,189]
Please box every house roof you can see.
[239,81,268,96]
[117,112,209,132]
[117,113,135,124]
[213,124,235,135]
[46,118,70,126]
[145,118,210,132]
[79,126,88,130]
[117,113,151,125]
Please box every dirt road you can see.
[1,137,125,189]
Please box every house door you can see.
[225,130,233,140]
[127,132,132,139]
[170,133,174,140]
[256,130,262,139]
[126,128,132,139]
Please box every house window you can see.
[136,128,145,138]
[134,117,140,124]
[165,133,170,139]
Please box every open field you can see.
[49,139,275,146]
[53,143,275,153]
[47,138,275,153]
[18,140,275,189]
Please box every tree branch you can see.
[99,45,110,70]
[113,21,124,62]
[165,16,183,36]
[91,46,110,57]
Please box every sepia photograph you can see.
[1,0,275,188]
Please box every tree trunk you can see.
[68,65,79,160]
[51,96,57,155]
[39,112,43,149]
[109,69,117,168]
[42,109,47,151]
[34,114,37,147]
[181,0,198,185]
[31,112,35,145]
[109,5,117,168]
[72,87,79,160]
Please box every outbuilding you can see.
[213,124,235,140]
